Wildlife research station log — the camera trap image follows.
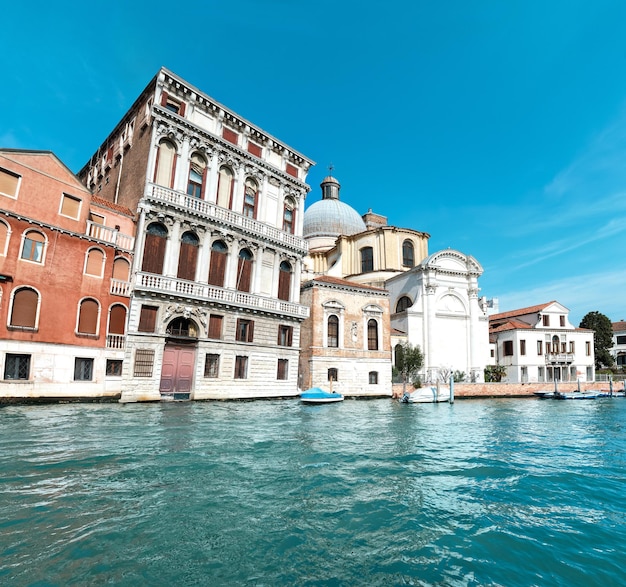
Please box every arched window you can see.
[177,231,199,281]
[166,317,198,338]
[21,230,46,263]
[77,298,100,335]
[187,153,206,198]
[402,240,414,268]
[0,220,10,256]
[113,257,130,281]
[108,304,127,335]
[367,319,379,350]
[396,296,413,313]
[141,222,168,274]
[327,315,339,348]
[216,166,234,209]
[208,240,227,287]
[9,287,39,328]
[552,335,560,354]
[278,261,292,301]
[394,343,403,367]
[236,248,253,292]
[154,139,177,188]
[361,246,373,273]
[282,197,295,234]
[243,178,258,219]
[85,248,105,277]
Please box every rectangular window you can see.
[586,367,593,380]
[222,127,239,145]
[490,349,495,358]
[560,315,566,327]
[277,359,288,380]
[90,212,106,225]
[60,194,82,219]
[586,341,591,356]
[569,342,575,353]
[369,371,378,384]
[537,340,543,355]
[278,325,293,347]
[4,353,30,380]
[234,355,248,379]
[208,314,223,339]
[503,341,514,356]
[543,315,550,327]
[247,142,262,157]
[520,340,526,356]
[328,368,338,382]
[138,305,158,332]
[236,319,254,343]
[538,366,544,381]
[74,358,94,381]
[561,342,566,353]
[204,354,220,378]
[134,349,155,377]
[285,163,298,178]
[106,359,122,376]
[617,335,626,345]
[0,167,21,198]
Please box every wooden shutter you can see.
[142,232,166,274]
[109,305,126,334]
[160,92,169,107]
[208,315,223,339]
[61,194,81,218]
[0,169,20,197]
[11,289,38,327]
[78,299,99,334]
[248,320,254,342]
[237,257,251,292]
[208,249,226,286]
[85,249,104,276]
[113,258,130,280]
[177,240,198,281]
[278,267,291,301]
[138,306,158,332]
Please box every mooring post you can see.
[450,374,454,404]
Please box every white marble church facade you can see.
[386,250,490,383]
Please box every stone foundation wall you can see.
[391,381,624,399]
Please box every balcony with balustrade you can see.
[545,352,574,364]
[86,221,135,252]
[135,272,309,320]
[145,183,308,255]
[106,334,126,349]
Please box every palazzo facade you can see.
[79,68,314,401]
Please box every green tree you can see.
[484,365,507,382]
[579,311,615,369]
[395,342,424,394]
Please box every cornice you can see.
[153,108,311,193]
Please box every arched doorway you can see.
[159,317,198,400]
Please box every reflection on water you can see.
[1,398,626,586]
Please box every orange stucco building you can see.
[0,149,135,400]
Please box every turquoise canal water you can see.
[2,398,626,587]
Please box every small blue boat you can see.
[300,387,344,404]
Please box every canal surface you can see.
[1,398,625,586]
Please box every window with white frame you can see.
[9,287,39,329]
[0,219,10,256]
[84,248,105,277]
[60,193,82,219]
[20,230,46,263]
[0,167,21,199]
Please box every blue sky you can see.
[3,0,626,324]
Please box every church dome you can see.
[303,174,366,239]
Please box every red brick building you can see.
[0,150,135,400]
